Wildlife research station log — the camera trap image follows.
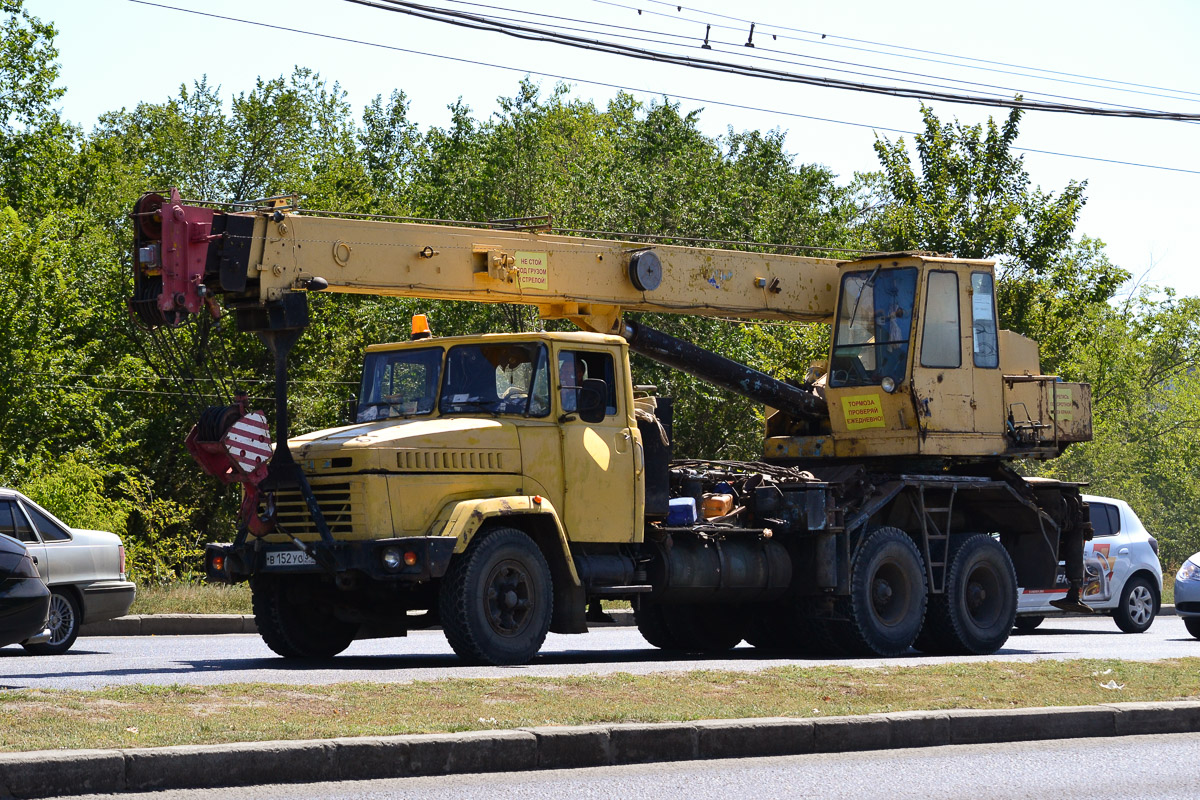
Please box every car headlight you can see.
[1177,558,1200,582]
[382,546,403,571]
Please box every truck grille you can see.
[263,482,365,537]
[396,449,509,472]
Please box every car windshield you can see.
[440,342,550,417]
[357,347,443,422]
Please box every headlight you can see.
[382,546,403,571]
[881,376,896,393]
[1177,559,1200,582]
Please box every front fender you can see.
[425,495,581,587]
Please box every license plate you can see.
[265,549,317,568]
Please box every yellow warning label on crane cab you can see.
[515,251,549,290]
[842,393,887,430]
[1049,385,1073,421]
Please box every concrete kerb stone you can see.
[4,704,1200,798]
[521,725,613,769]
[946,705,1117,745]
[0,749,125,798]
[609,722,698,764]
[1106,700,1200,736]
[695,717,814,759]
[123,739,336,792]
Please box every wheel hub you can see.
[873,578,894,607]
[485,561,532,636]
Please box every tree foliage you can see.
[3,1,1197,578]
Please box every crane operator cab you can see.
[764,253,1092,463]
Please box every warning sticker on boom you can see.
[841,394,886,430]
[515,251,549,290]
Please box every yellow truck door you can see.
[556,346,640,543]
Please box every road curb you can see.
[1,702,1198,798]
[79,606,1179,637]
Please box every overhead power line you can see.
[124,1,1200,175]
[418,0,1184,116]
[617,0,1200,101]
[348,0,1200,120]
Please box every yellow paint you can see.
[841,394,887,430]
[515,251,549,290]
[581,427,612,469]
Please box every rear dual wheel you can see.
[636,599,743,653]
[916,534,1017,655]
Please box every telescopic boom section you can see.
[129,190,842,335]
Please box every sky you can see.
[28,0,1200,297]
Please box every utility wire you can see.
[124,1,1200,175]
[618,0,1200,100]
[431,0,1199,113]
[346,0,1200,120]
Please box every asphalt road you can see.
[52,732,1200,800]
[2,615,1198,690]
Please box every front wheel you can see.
[1184,617,1200,640]
[1113,576,1157,633]
[439,527,553,666]
[1013,615,1044,633]
[23,588,80,655]
[252,574,358,659]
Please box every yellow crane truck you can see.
[129,189,1093,665]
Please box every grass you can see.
[1,659,1198,753]
[128,583,252,615]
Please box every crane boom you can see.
[132,190,841,335]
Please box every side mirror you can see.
[343,395,358,424]
[578,378,607,424]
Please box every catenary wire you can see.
[124,1,1200,175]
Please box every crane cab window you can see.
[557,350,618,416]
[971,272,999,368]
[357,347,442,422]
[440,342,550,417]
[920,271,961,368]
[829,267,917,387]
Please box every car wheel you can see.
[1113,575,1157,633]
[23,588,81,655]
[1014,615,1044,633]
[439,527,553,666]
[1184,617,1200,640]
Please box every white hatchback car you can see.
[0,488,136,654]
[1016,495,1162,633]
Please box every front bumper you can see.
[205,537,458,584]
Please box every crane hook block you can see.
[629,250,662,292]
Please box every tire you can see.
[840,527,927,657]
[23,588,80,655]
[664,603,743,653]
[919,534,1017,655]
[744,601,842,656]
[252,574,358,659]
[1013,615,1044,633]
[1185,617,1200,640]
[636,598,682,650]
[1113,575,1157,633]
[439,527,553,666]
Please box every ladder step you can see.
[924,507,952,513]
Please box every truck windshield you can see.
[829,267,918,387]
[357,347,443,422]
[440,342,550,417]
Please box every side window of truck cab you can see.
[557,350,618,418]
